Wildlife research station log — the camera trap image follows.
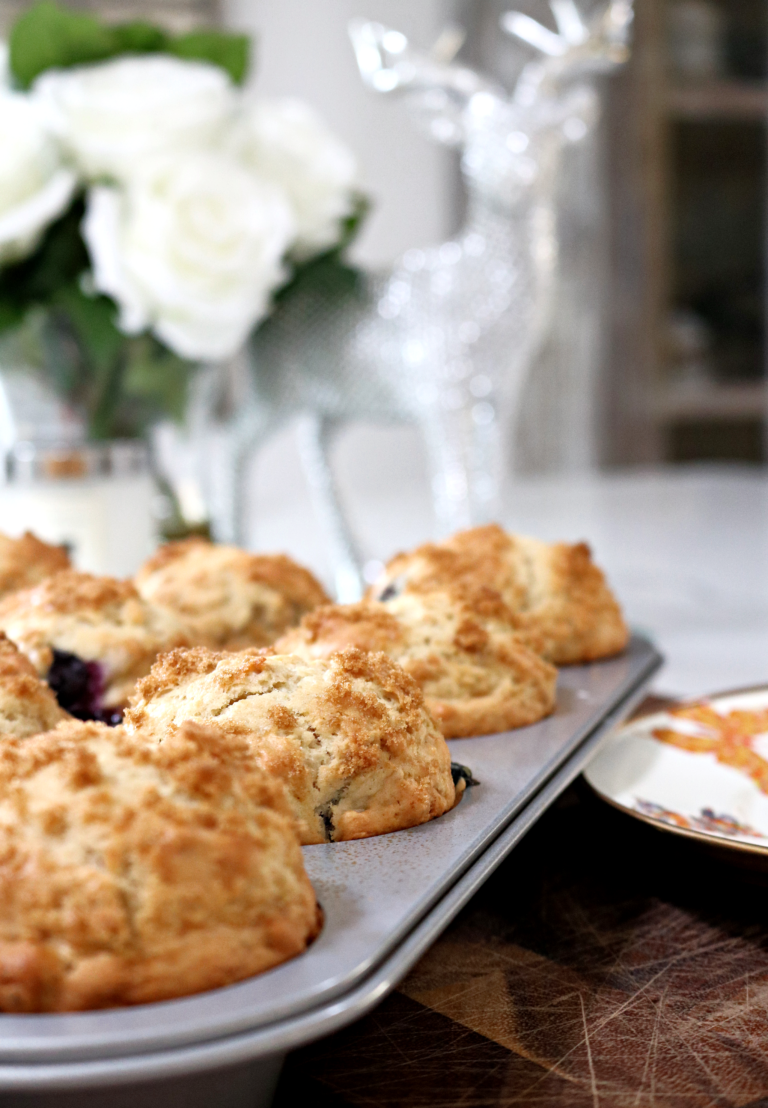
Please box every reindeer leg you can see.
[186,357,282,547]
[213,424,254,546]
[209,399,289,547]
[297,413,364,602]
[418,402,506,536]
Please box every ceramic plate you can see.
[584,686,768,853]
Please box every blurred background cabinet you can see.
[605,0,767,465]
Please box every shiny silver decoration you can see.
[193,2,632,600]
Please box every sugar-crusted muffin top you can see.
[0,633,70,738]
[125,645,457,844]
[277,602,405,657]
[279,585,527,658]
[0,718,319,1012]
[276,587,558,738]
[0,571,190,708]
[371,524,628,665]
[135,539,330,649]
[0,531,70,600]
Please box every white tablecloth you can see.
[246,422,768,699]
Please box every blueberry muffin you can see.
[125,646,459,844]
[0,719,320,1012]
[0,634,70,738]
[371,525,628,665]
[0,572,190,721]
[135,539,329,650]
[276,588,557,739]
[0,531,70,600]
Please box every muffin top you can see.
[0,571,190,709]
[125,646,457,844]
[276,587,558,739]
[0,633,70,738]
[370,524,628,665]
[0,531,70,600]
[0,718,319,1012]
[135,539,330,650]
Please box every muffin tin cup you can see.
[0,636,661,1108]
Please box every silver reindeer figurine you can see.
[188,1,632,600]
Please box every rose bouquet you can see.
[0,1,365,441]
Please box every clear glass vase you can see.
[0,314,191,572]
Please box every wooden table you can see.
[274,702,768,1108]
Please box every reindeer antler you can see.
[348,19,490,98]
[348,18,501,146]
[501,0,633,104]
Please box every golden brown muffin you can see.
[0,531,70,600]
[0,633,70,738]
[371,525,628,665]
[134,539,329,650]
[0,719,320,1013]
[125,646,458,844]
[276,589,557,739]
[0,571,190,716]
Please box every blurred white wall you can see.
[223,0,459,265]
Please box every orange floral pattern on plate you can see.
[633,798,763,839]
[652,703,768,794]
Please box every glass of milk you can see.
[0,440,159,577]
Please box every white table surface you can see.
[246,422,768,699]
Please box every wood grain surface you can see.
[275,715,768,1108]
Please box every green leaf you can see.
[9,2,251,88]
[10,1,117,88]
[53,284,123,373]
[268,254,366,325]
[269,193,370,314]
[0,197,89,317]
[0,301,24,337]
[122,337,192,424]
[112,21,168,54]
[338,191,370,253]
[168,31,250,85]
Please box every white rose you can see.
[230,98,358,260]
[0,92,77,265]
[82,151,294,361]
[33,55,236,182]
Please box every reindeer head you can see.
[503,0,633,106]
[348,18,500,149]
[348,2,632,208]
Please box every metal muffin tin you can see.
[0,635,661,1108]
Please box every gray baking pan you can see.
[0,635,661,1108]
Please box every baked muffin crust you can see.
[276,589,557,738]
[0,571,190,710]
[125,646,458,844]
[0,531,70,600]
[371,525,628,665]
[135,539,329,649]
[0,634,70,738]
[0,719,320,1012]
